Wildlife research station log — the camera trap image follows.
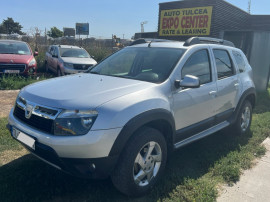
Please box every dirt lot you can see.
[0,90,19,118]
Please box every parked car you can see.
[45,45,97,76]
[0,40,38,75]
[8,37,256,196]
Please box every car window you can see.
[60,48,89,58]
[0,41,31,55]
[90,47,185,83]
[213,49,234,79]
[54,47,59,57]
[233,51,246,73]
[181,49,212,85]
[49,46,54,55]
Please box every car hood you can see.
[19,73,155,109]
[0,54,33,64]
[61,57,97,65]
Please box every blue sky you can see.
[0,0,269,39]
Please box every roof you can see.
[53,45,83,49]
[0,39,27,44]
[130,41,186,49]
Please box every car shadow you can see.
[0,129,252,202]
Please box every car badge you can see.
[10,60,14,63]
[25,103,34,119]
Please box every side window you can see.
[233,51,246,73]
[181,49,212,85]
[53,47,59,57]
[49,46,55,55]
[213,49,234,79]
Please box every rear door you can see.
[172,48,218,142]
[211,48,240,123]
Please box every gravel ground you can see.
[0,90,19,118]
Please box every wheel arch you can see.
[230,87,256,124]
[109,109,175,157]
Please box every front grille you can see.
[0,64,26,73]
[73,64,93,70]
[14,105,54,134]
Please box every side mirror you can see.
[34,51,38,56]
[175,75,200,89]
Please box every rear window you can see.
[213,49,234,79]
[233,51,246,73]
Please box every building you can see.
[157,0,270,91]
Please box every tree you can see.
[47,27,63,38]
[0,17,25,35]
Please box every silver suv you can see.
[8,37,256,196]
[45,45,97,76]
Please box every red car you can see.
[0,40,38,75]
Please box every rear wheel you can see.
[111,127,167,196]
[235,100,252,135]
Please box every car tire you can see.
[111,127,167,196]
[57,68,63,77]
[234,100,252,135]
[45,61,49,72]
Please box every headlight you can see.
[63,62,73,68]
[54,110,98,136]
[28,58,36,67]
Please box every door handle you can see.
[209,91,217,97]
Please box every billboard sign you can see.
[159,6,213,36]
[76,23,89,35]
[63,27,75,37]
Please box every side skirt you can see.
[174,121,230,149]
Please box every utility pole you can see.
[45,27,47,45]
[248,0,251,14]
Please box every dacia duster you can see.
[8,37,256,196]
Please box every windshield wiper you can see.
[89,71,100,74]
[0,52,17,54]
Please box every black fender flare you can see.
[109,109,175,157]
[229,87,256,124]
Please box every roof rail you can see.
[129,38,172,46]
[183,37,235,47]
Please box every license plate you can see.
[12,128,35,150]
[4,70,20,73]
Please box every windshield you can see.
[60,48,89,58]
[90,47,185,83]
[0,41,31,55]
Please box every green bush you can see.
[86,47,112,62]
[0,75,49,90]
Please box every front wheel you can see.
[111,127,167,196]
[57,68,63,77]
[235,100,252,135]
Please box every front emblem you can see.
[25,104,34,119]
[10,60,14,63]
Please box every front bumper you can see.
[8,108,121,178]
[63,66,88,74]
